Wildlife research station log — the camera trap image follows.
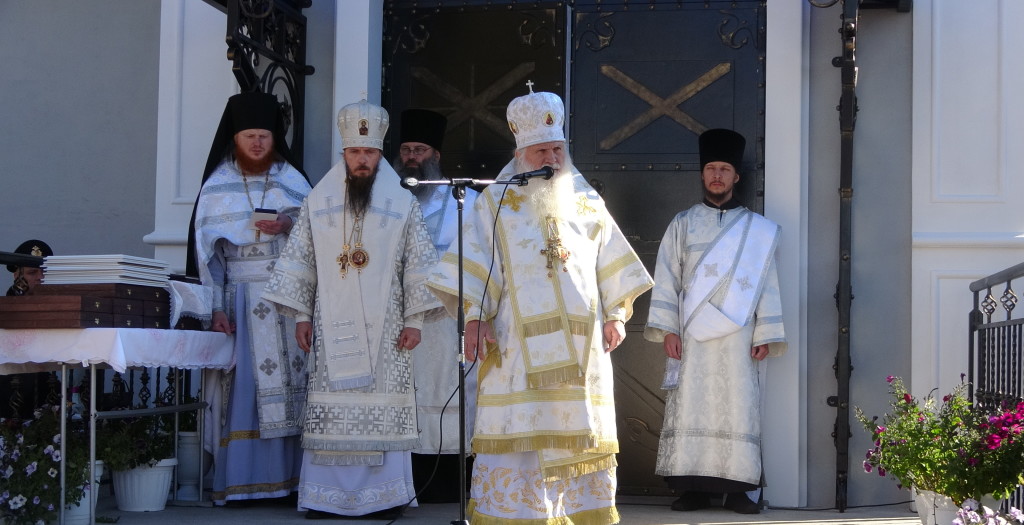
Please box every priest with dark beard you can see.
[263,99,440,520]
[392,108,478,503]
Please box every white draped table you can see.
[0,327,234,524]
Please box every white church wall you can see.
[911,1,1024,400]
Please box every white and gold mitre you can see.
[337,99,389,149]
[505,82,565,149]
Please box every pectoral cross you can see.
[337,249,349,278]
[540,217,570,277]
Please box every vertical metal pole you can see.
[832,0,859,512]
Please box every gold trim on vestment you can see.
[220,430,261,447]
[211,477,299,500]
[466,499,620,525]
[539,451,618,482]
[475,388,614,406]
[472,433,601,455]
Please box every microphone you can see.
[400,177,420,189]
[512,166,554,181]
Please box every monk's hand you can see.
[211,310,235,334]
[751,344,769,361]
[296,321,313,353]
[603,320,625,352]
[255,213,293,236]
[664,333,682,360]
[465,320,495,362]
[398,327,421,351]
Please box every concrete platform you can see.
[85,492,923,525]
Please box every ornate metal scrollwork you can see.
[517,11,557,49]
[716,10,754,50]
[576,12,616,53]
[226,0,314,160]
[391,17,433,56]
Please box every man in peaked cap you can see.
[426,84,653,524]
[5,239,52,296]
[644,128,787,514]
[263,99,439,520]
[190,91,312,505]
[392,108,478,503]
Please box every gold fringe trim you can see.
[527,364,582,389]
[540,453,618,482]
[467,499,620,525]
[520,315,591,338]
[473,434,599,455]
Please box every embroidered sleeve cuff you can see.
[404,312,425,331]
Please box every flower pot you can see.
[112,458,178,512]
[915,490,958,525]
[64,460,105,525]
[175,431,212,501]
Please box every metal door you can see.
[383,0,766,496]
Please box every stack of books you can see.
[0,255,172,329]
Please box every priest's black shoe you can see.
[723,492,760,514]
[670,492,711,511]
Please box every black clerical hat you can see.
[699,129,746,172]
[399,109,447,151]
[187,91,309,278]
[6,239,52,272]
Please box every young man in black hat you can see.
[189,92,312,506]
[5,239,52,296]
[644,128,787,514]
[392,108,478,503]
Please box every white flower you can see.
[47,468,57,478]
[8,494,26,509]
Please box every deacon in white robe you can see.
[644,129,786,515]
[262,100,440,519]
[427,87,653,525]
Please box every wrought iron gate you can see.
[383,0,766,496]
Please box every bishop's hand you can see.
[465,320,495,362]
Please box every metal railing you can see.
[968,261,1024,510]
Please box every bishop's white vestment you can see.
[427,163,653,524]
[644,200,786,492]
[262,160,440,516]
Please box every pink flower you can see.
[904,393,913,404]
[886,375,895,383]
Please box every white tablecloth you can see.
[0,328,234,373]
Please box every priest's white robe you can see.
[193,159,310,503]
[262,160,440,516]
[413,184,478,455]
[644,201,786,490]
[427,163,654,524]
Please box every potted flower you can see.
[0,404,94,525]
[954,498,1024,525]
[856,375,1024,523]
[97,412,177,511]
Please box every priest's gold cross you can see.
[337,249,349,278]
[540,217,570,275]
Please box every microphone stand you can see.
[405,175,533,525]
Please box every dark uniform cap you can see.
[699,128,746,172]
[399,109,448,151]
[6,239,52,272]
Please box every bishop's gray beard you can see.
[514,156,577,220]
[393,155,444,200]
[345,166,378,217]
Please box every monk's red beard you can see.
[235,147,276,175]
